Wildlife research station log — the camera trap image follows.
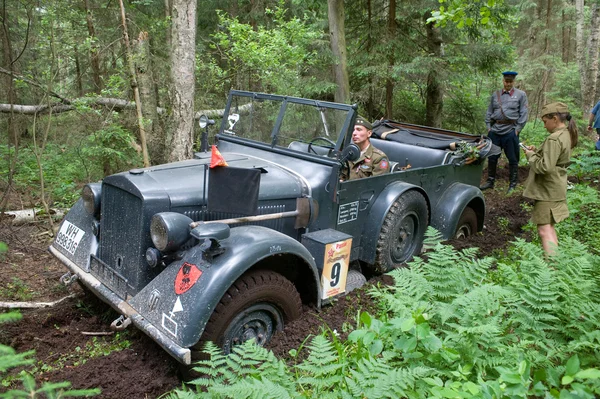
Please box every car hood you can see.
[102,153,306,208]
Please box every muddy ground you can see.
[0,164,533,398]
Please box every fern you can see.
[345,357,418,399]
[295,335,344,395]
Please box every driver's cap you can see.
[355,116,372,130]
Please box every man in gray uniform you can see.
[481,71,529,193]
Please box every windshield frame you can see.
[217,90,358,153]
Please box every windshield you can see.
[220,91,355,154]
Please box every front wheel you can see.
[193,270,302,357]
[373,191,429,273]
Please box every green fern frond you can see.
[345,357,421,399]
[209,376,293,399]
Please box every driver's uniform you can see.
[341,144,389,180]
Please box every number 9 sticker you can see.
[321,238,352,300]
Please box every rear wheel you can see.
[373,191,429,273]
[454,207,477,239]
[191,269,302,358]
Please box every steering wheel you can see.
[307,137,336,155]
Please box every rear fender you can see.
[128,225,320,349]
[430,183,485,239]
[359,181,428,264]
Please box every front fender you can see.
[128,225,319,350]
[430,183,485,239]
[359,181,428,264]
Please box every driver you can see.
[340,116,390,181]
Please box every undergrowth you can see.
[0,312,100,398]
[166,229,600,399]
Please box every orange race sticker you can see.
[321,238,352,300]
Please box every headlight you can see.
[82,183,102,217]
[150,212,193,252]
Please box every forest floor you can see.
[0,164,536,399]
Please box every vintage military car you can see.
[50,90,493,365]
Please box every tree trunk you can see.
[0,0,17,212]
[327,0,350,104]
[84,0,103,92]
[385,0,396,119]
[167,0,197,162]
[135,31,164,165]
[425,12,443,128]
[575,0,586,107]
[118,0,150,167]
[74,44,84,97]
[1,2,17,147]
[366,0,375,118]
[583,3,600,120]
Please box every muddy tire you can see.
[454,206,477,239]
[191,269,302,360]
[373,191,429,273]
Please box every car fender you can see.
[128,225,320,349]
[359,181,428,264]
[430,183,485,239]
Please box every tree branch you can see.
[0,66,71,104]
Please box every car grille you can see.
[97,184,146,297]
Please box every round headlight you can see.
[82,183,102,217]
[150,212,193,252]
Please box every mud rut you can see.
[0,165,534,398]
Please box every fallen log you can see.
[2,208,66,225]
[0,293,77,309]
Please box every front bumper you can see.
[49,245,192,365]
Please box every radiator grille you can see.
[97,185,145,295]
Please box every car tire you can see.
[190,269,302,360]
[373,191,429,273]
[454,206,477,239]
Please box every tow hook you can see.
[59,272,79,286]
[110,315,132,331]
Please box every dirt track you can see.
[0,165,532,398]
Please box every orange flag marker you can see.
[209,145,228,168]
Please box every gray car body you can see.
[49,90,486,365]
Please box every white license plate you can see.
[55,221,85,255]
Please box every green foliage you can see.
[429,0,516,38]
[557,184,600,255]
[0,312,100,398]
[0,242,7,259]
[169,228,600,398]
[568,150,600,183]
[0,277,36,301]
[34,333,131,375]
[210,1,322,96]
[80,122,142,176]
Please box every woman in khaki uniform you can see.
[522,102,578,255]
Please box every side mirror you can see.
[340,143,360,163]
